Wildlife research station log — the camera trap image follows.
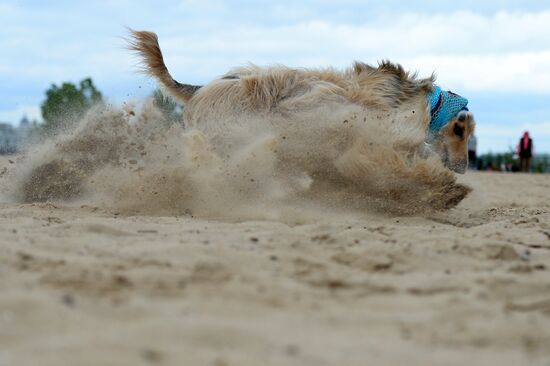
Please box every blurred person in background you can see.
[517,131,534,172]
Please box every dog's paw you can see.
[430,182,472,210]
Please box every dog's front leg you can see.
[335,143,471,212]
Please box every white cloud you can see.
[3,8,550,92]
[402,51,550,93]
[152,10,550,92]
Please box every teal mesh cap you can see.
[428,85,469,133]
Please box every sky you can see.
[1,0,550,154]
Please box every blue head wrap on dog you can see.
[427,85,469,133]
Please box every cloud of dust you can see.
[3,100,463,222]
[1,102,350,222]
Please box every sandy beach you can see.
[1,154,550,366]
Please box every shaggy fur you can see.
[129,29,474,211]
[127,30,201,101]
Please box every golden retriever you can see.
[128,30,475,211]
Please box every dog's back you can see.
[129,29,431,173]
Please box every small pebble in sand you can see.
[137,230,158,234]
[285,344,300,356]
[17,252,33,261]
[140,348,163,363]
[61,294,76,307]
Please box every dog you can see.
[128,30,475,211]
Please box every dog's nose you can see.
[452,160,467,174]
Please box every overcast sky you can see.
[1,0,550,153]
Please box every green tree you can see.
[533,155,550,173]
[152,89,183,126]
[40,78,103,135]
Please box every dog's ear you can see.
[243,77,259,96]
[244,76,271,107]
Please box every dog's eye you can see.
[453,123,464,138]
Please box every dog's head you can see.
[430,110,475,174]
[427,87,475,174]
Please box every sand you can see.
[1,151,550,366]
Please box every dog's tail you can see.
[128,29,201,102]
